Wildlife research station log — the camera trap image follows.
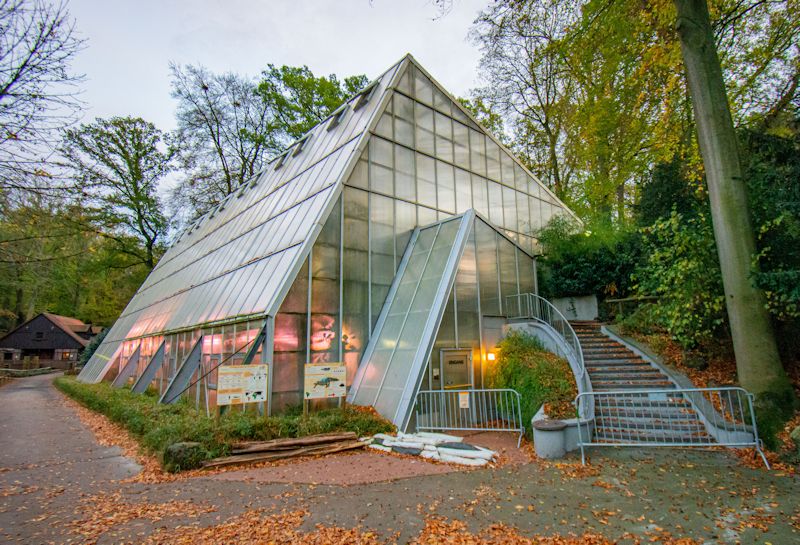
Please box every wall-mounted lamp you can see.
[486,352,496,362]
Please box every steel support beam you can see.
[159,337,203,404]
[131,341,165,394]
[111,343,141,388]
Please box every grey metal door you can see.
[440,349,472,390]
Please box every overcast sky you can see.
[69,0,489,132]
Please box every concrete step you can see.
[592,380,675,390]
[594,427,712,443]
[594,434,713,444]
[585,358,649,366]
[594,406,697,419]
[595,416,705,432]
[580,342,623,349]
[596,397,691,408]
[588,372,667,381]
[586,364,657,373]
[583,346,635,354]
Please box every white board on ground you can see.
[217,364,268,406]
[304,362,346,399]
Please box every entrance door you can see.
[440,349,472,390]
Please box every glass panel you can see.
[501,152,515,188]
[394,144,416,201]
[343,234,368,364]
[502,185,517,232]
[471,174,489,218]
[529,195,542,232]
[310,200,340,363]
[375,111,392,139]
[436,161,455,214]
[416,153,437,209]
[395,118,414,148]
[476,220,500,315]
[369,137,393,195]
[414,67,434,105]
[370,194,395,328]
[347,150,368,189]
[498,235,519,309]
[395,200,417,260]
[394,93,414,121]
[417,205,437,227]
[515,164,529,192]
[434,112,453,163]
[517,249,536,294]
[486,135,501,182]
[469,128,486,177]
[453,120,470,170]
[396,65,412,95]
[516,190,531,236]
[487,180,504,227]
[454,168,472,213]
[393,93,415,147]
[433,87,452,115]
[274,255,308,412]
[414,103,435,156]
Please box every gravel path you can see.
[1,374,798,544]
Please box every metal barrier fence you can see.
[414,388,525,447]
[576,387,769,468]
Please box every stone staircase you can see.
[571,320,712,444]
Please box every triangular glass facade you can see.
[78,55,578,423]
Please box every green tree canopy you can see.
[61,116,173,269]
[256,65,368,140]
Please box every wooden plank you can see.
[202,440,365,469]
[230,432,357,453]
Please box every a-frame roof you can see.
[79,57,405,382]
[79,54,578,383]
[0,312,91,348]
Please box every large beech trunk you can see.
[673,0,791,397]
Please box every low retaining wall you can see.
[531,405,593,458]
[552,295,598,321]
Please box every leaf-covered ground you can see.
[1,374,799,544]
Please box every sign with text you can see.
[458,391,470,409]
[304,362,346,399]
[217,364,268,406]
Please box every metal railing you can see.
[505,293,592,420]
[414,388,525,447]
[505,293,585,380]
[575,387,769,468]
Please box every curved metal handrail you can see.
[505,293,591,419]
[506,293,585,379]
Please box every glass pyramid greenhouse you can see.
[78,54,579,430]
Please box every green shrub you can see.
[488,331,577,431]
[54,376,394,471]
[537,216,643,303]
[77,328,108,368]
[634,210,727,350]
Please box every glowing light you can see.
[487,352,496,362]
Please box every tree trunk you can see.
[674,0,792,400]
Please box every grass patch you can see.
[488,331,578,431]
[54,376,394,472]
